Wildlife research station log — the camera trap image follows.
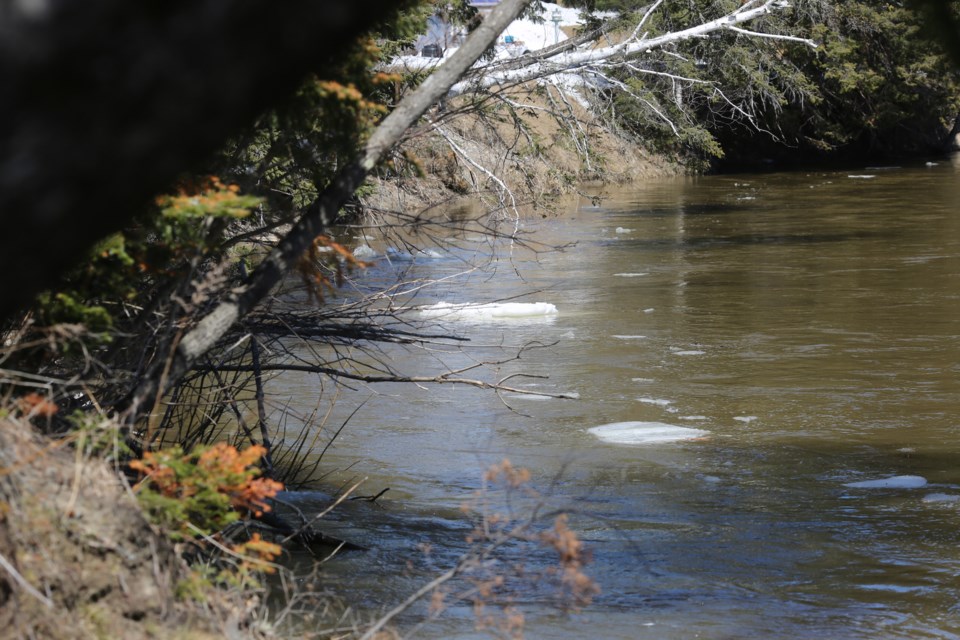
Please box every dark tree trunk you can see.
[0,0,410,324]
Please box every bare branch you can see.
[120,0,534,429]
[445,0,815,98]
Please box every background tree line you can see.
[573,0,960,167]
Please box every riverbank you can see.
[0,415,276,639]
[361,85,681,216]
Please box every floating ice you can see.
[680,415,708,421]
[637,397,672,407]
[672,350,705,356]
[631,377,654,383]
[419,301,558,322]
[615,227,632,234]
[612,335,647,340]
[847,175,876,179]
[588,422,709,445]
[733,416,757,423]
[844,475,928,489]
[351,244,378,260]
[922,493,960,504]
[386,247,444,261]
[613,273,648,277]
[643,308,655,314]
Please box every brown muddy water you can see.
[274,158,960,639]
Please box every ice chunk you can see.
[922,493,960,504]
[615,227,632,234]
[733,416,757,423]
[613,273,648,277]
[386,247,443,261]
[672,350,705,356]
[419,301,558,322]
[844,475,928,489]
[612,335,647,340]
[847,175,876,179]
[637,397,672,407]
[352,244,378,260]
[588,422,709,445]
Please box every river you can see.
[275,158,960,639]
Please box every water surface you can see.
[277,159,960,638]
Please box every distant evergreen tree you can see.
[569,0,960,166]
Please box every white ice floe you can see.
[615,227,633,234]
[588,421,709,445]
[631,377,654,383]
[733,416,757,423]
[614,273,648,277]
[351,244,378,260]
[844,475,928,489]
[847,175,877,179]
[680,415,708,421]
[612,335,647,340]
[419,301,558,322]
[922,493,960,504]
[386,247,444,261]
[671,350,706,356]
[637,397,672,407]
[643,308,655,313]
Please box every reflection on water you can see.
[278,160,960,638]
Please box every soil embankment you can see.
[362,86,680,214]
[0,418,257,639]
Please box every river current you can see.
[276,159,960,639]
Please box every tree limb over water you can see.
[121,0,534,433]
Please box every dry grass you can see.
[0,415,270,639]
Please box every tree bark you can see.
[121,0,533,430]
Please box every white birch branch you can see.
[446,0,814,98]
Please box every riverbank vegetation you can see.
[1,0,959,636]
